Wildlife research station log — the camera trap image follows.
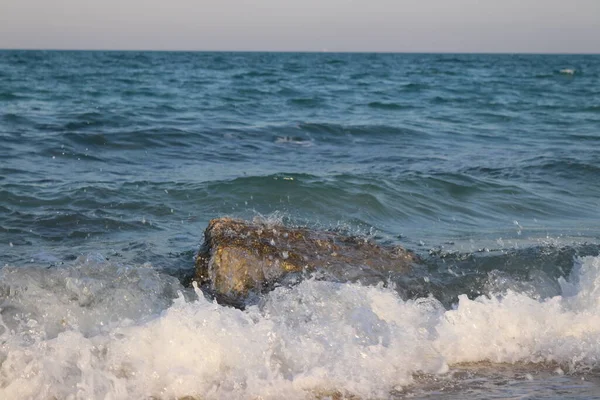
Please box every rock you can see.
[194,218,419,302]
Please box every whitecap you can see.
[560,68,576,75]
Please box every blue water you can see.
[1,51,600,399]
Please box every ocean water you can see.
[1,50,600,399]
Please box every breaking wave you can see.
[2,255,600,399]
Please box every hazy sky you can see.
[1,0,599,53]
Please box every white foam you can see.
[2,256,600,399]
[274,136,313,146]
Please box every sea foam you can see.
[1,256,600,399]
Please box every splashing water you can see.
[1,255,600,399]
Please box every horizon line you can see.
[1,48,599,56]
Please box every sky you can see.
[1,0,599,53]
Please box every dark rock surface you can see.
[194,218,419,302]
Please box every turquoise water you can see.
[1,51,600,399]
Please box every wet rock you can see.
[194,218,419,302]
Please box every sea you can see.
[1,50,600,399]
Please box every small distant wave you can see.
[61,111,129,131]
[349,72,370,80]
[232,70,277,79]
[63,128,194,149]
[274,136,313,146]
[567,133,600,141]
[367,101,414,110]
[288,97,323,108]
[473,112,512,122]
[431,95,470,105]
[276,87,302,96]
[236,87,272,96]
[121,88,177,99]
[582,105,600,114]
[113,77,140,85]
[433,56,469,64]
[325,58,347,66]
[524,156,600,177]
[282,62,308,73]
[1,113,34,125]
[0,92,28,101]
[559,68,576,75]
[402,82,430,92]
[6,209,154,241]
[295,122,426,139]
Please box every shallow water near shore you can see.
[1,51,600,398]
